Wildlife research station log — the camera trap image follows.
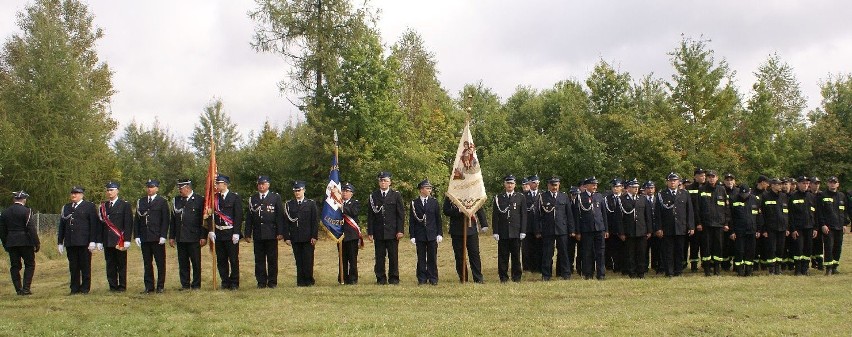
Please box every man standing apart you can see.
[0,191,40,295]
[818,176,849,275]
[367,171,405,285]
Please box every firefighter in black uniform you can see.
[643,181,661,274]
[444,193,488,283]
[210,174,243,290]
[523,175,542,273]
[492,175,527,282]
[58,186,99,294]
[759,178,789,275]
[367,171,405,285]
[788,176,816,275]
[576,177,608,280]
[245,176,285,288]
[696,170,730,276]
[809,177,825,270]
[729,184,761,276]
[686,168,706,272]
[134,179,170,294]
[619,179,651,278]
[536,176,575,280]
[0,191,40,295]
[753,175,770,269]
[604,178,625,274]
[340,183,363,285]
[721,173,740,271]
[569,185,582,275]
[99,182,132,292]
[409,179,442,285]
[655,173,695,277]
[284,181,319,286]
[169,179,206,290]
[818,176,849,275]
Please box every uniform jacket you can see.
[524,190,541,234]
[536,191,575,236]
[0,202,39,248]
[58,200,99,247]
[409,196,442,242]
[788,189,816,230]
[817,190,849,230]
[443,197,488,236]
[366,189,405,240]
[170,193,206,243]
[213,191,243,241]
[341,198,362,242]
[134,195,171,242]
[759,190,789,232]
[655,188,694,235]
[619,193,651,237]
[576,192,608,233]
[491,192,527,239]
[697,183,730,228]
[98,198,132,247]
[604,193,623,234]
[730,193,762,234]
[284,198,318,243]
[245,191,285,241]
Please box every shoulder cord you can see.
[284,201,299,223]
[577,194,593,212]
[369,194,385,214]
[411,200,426,223]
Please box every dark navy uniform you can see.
[170,180,205,289]
[536,177,575,280]
[619,182,651,278]
[212,175,243,290]
[409,180,442,285]
[686,170,705,272]
[788,177,816,275]
[0,192,40,295]
[576,178,608,280]
[817,178,849,275]
[696,177,730,276]
[134,180,170,293]
[730,185,761,276]
[366,172,405,285]
[759,180,789,275]
[99,182,132,292]
[655,174,695,277]
[245,176,285,288]
[340,183,362,285]
[284,181,319,287]
[444,197,488,283]
[604,182,624,274]
[522,176,543,273]
[492,177,527,282]
[58,187,99,294]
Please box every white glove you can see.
[123,241,131,249]
[96,243,104,251]
[57,244,65,255]
[410,238,416,245]
[232,234,239,245]
[493,234,499,241]
[135,238,142,247]
[520,233,527,240]
[480,226,489,233]
[159,237,166,245]
[88,242,96,252]
[208,231,216,242]
[436,235,443,243]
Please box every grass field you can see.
[1,231,851,336]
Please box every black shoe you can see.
[429,280,438,286]
[257,284,267,289]
[179,287,190,291]
[638,273,645,279]
[156,288,164,294]
[541,276,551,281]
[690,262,698,272]
[704,268,712,277]
[140,290,153,294]
[596,275,605,280]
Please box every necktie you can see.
[148,197,153,203]
[382,191,387,198]
[552,192,557,199]
[298,200,302,205]
[422,198,426,206]
[261,193,266,200]
[532,191,536,198]
[106,201,112,211]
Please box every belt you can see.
[216,225,234,230]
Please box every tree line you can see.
[1,0,851,214]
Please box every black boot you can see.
[713,262,720,276]
[735,265,744,277]
[691,261,699,273]
[703,262,711,277]
[745,265,753,277]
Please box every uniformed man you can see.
[696,170,730,276]
[340,183,362,285]
[444,192,488,283]
[523,175,542,273]
[0,191,40,295]
[367,171,405,285]
[818,176,849,275]
[604,178,624,274]
[169,179,206,290]
[809,176,825,270]
[721,173,740,271]
[283,181,318,286]
[788,176,816,275]
[492,175,527,282]
[521,177,530,193]
[619,179,651,278]
[685,168,705,273]
[570,185,583,275]
[245,176,284,288]
[99,182,132,292]
[729,184,761,276]
[134,179,170,294]
[759,178,789,275]
[754,175,770,270]
[781,177,796,271]
[58,186,99,295]
[536,176,575,280]
[655,173,695,277]
[576,177,608,280]
[210,174,243,290]
[642,181,661,274]
[409,179,442,285]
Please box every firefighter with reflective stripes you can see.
[686,168,706,272]
[729,184,761,276]
[788,176,816,275]
[696,170,730,276]
[759,178,789,275]
[817,176,849,275]
[809,177,825,270]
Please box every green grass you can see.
[1,233,851,336]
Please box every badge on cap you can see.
[292,181,306,190]
[70,186,85,194]
[105,181,120,190]
[257,175,270,184]
[12,190,29,199]
[176,178,192,187]
[215,174,230,184]
[418,179,433,189]
[377,171,392,180]
[504,174,516,183]
[145,179,160,187]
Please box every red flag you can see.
[203,136,217,226]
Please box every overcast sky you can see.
[1,0,850,144]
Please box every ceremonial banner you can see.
[446,121,488,218]
[202,138,217,224]
[321,151,345,242]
